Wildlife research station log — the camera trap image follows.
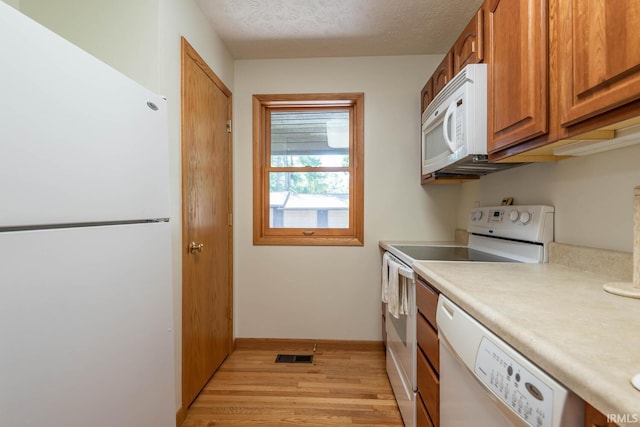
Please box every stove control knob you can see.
[509,210,520,222]
[520,211,532,224]
[472,210,483,221]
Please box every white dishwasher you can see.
[436,295,584,427]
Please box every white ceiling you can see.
[195,0,484,59]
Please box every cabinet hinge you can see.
[228,212,233,226]
[226,119,232,133]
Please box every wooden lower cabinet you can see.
[417,393,435,427]
[417,348,440,426]
[417,313,439,371]
[416,277,439,329]
[416,276,440,426]
[585,403,620,427]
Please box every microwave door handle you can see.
[442,102,457,153]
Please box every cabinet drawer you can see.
[417,348,440,426]
[417,393,435,427]
[416,277,439,330]
[417,313,439,373]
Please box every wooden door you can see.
[181,38,233,409]
[487,0,548,152]
[453,6,484,74]
[558,0,640,127]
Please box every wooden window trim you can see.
[252,93,364,246]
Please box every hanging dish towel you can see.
[399,280,409,316]
[387,259,400,319]
[381,252,390,303]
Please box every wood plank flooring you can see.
[180,340,404,427]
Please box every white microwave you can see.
[421,64,489,177]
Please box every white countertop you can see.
[411,261,640,426]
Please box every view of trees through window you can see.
[268,109,351,229]
[269,156,349,194]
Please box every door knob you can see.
[188,241,204,253]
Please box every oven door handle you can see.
[386,254,415,280]
[397,264,414,280]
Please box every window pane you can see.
[270,110,349,167]
[269,172,349,229]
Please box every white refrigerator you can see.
[0,3,175,426]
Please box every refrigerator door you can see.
[0,2,170,228]
[0,222,175,427]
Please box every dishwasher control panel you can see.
[474,337,554,427]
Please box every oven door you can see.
[385,265,417,427]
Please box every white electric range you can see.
[382,205,555,427]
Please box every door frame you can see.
[180,36,234,412]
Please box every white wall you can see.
[19,0,161,91]
[457,143,640,252]
[16,0,235,411]
[234,56,460,340]
[1,0,19,9]
[157,0,234,411]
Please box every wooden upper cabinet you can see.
[487,0,549,153]
[421,77,434,113]
[433,51,453,97]
[453,6,485,74]
[557,0,640,127]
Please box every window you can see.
[253,93,364,246]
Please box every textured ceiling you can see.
[195,0,484,59]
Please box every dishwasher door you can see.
[440,336,526,427]
[436,295,584,427]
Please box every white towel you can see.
[388,260,400,319]
[399,280,409,316]
[381,252,390,303]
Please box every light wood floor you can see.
[180,340,404,427]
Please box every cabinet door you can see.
[585,403,619,427]
[453,7,484,74]
[417,349,440,426]
[487,0,548,152]
[421,78,434,113]
[417,395,435,427]
[558,0,640,127]
[433,51,453,97]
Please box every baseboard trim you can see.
[234,337,384,352]
[176,406,186,427]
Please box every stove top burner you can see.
[391,245,518,263]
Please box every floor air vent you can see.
[275,354,313,363]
